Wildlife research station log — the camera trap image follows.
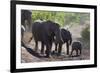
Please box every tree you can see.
[32,10,90,27]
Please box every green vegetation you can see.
[32,10,90,26]
[81,26,90,41]
[32,10,90,43]
[32,10,90,40]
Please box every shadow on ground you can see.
[22,41,43,58]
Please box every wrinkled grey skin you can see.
[21,10,32,31]
[21,10,32,47]
[54,29,72,56]
[31,20,63,58]
[70,41,82,56]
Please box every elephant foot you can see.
[51,50,57,55]
[71,55,80,57]
[44,55,50,58]
[68,54,72,57]
[40,52,45,57]
[66,53,69,55]
[57,53,61,56]
[41,51,44,55]
[44,53,51,58]
[76,55,80,57]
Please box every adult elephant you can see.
[54,28,72,56]
[21,10,32,47]
[21,10,32,32]
[30,20,63,58]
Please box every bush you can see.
[81,26,90,41]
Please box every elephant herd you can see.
[21,10,82,58]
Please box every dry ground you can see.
[21,25,90,63]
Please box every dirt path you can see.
[21,25,90,63]
[21,45,90,63]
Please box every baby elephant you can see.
[70,41,82,56]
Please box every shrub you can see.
[81,26,90,41]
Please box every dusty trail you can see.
[21,25,90,63]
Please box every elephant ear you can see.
[21,10,32,31]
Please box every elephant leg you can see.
[34,40,38,52]
[49,41,52,55]
[76,49,78,56]
[79,49,81,55]
[41,42,44,54]
[55,43,58,52]
[45,44,51,58]
[66,42,69,55]
[45,40,52,58]
[70,49,74,56]
[58,43,62,56]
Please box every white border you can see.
[16,4,94,69]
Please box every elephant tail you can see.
[70,38,72,45]
[69,36,72,45]
[69,33,72,45]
